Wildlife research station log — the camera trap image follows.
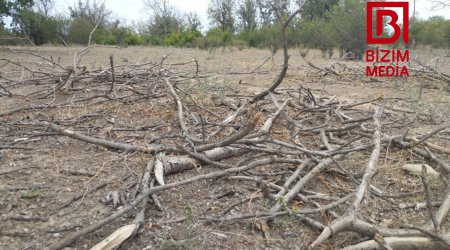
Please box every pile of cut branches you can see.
[1,6,449,250]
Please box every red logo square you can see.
[367,1,409,44]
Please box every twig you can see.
[164,78,202,143]
[204,193,351,223]
[250,6,302,103]
[45,122,173,154]
[108,55,116,96]
[402,225,450,247]
[0,166,39,176]
[2,214,48,222]
[46,156,287,249]
[406,126,447,149]
[420,165,440,233]
[0,82,13,96]
[88,12,111,46]
[311,101,385,248]
[58,174,130,209]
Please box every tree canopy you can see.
[0,0,449,52]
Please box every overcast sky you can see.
[54,0,449,28]
[55,0,210,27]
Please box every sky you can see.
[55,0,210,28]
[54,0,449,28]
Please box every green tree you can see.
[208,0,235,32]
[302,0,339,21]
[246,25,281,48]
[327,0,366,59]
[237,0,257,31]
[185,12,201,32]
[16,10,58,45]
[69,0,109,26]
[255,0,274,26]
[411,16,450,48]
[68,16,94,44]
[0,0,33,26]
[143,0,183,42]
[296,19,335,58]
[255,0,290,27]
[67,0,111,45]
[34,0,54,16]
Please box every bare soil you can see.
[0,46,449,250]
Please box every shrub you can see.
[411,16,450,48]
[95,33,116,45]
[17,10,58,45]
[68,17,93,45]
[124,32,143,45]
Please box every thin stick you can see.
[164,78,201,143]
[46,156,286,250]
[406,126,446,149]
[109,55,116,95]
[88,12,111,46]
[311,101,385,248]
[250,6,302,103]
[420,165,440,233]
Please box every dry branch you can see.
[250,6,302,103]
[46,156,291,249]
[344,235,450,250]
[2,23,449,250]
[311,101,385,248]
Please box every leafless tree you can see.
[431,0,450,10]
[255,0,291,26]
[185,11,202,32]
[143,0,175,19]
[142,0,183,37]
[69,0,110,26]
[237,0,258,31]
[208,0,236,31]
[34,0,54,16]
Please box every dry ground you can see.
[0,45,449,250]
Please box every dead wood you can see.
[2,214,48,222]
[58,174,131,210]
[2,18,449,250]
[0,166,39,175]
[45,122,172,153]
[311,101,385,248]
[250,7,302,103]
[204,193,352,223]
[421,165,440,233]
[407,136,450,154]
[343,235,450,250]
[46,156,290,250]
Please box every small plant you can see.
[276,196,287,208]
[158,203,195,250]
[20,188,45,199]
[184,203,194,228]
[271,216,293,228]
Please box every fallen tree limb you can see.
[204,193,352,223]
[46,156,291,250]
[250,6,302,103]
[343,235,450,250]
[311,102,385,248]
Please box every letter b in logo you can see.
[367,2,409,44]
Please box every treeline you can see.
[1,0,449,54]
